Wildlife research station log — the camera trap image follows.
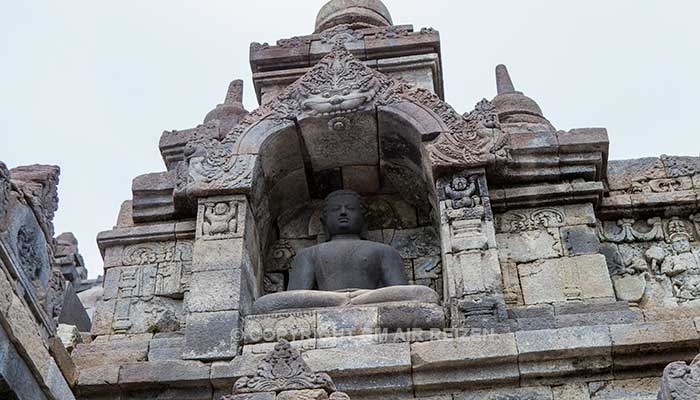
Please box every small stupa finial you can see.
[496,64,516,95]
[225,79,244,105]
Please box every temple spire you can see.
[203,79,249,126]
[496,64,516,94]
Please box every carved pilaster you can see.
[183,195,261,361]
[437,172,505,329]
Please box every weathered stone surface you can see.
[519,255,615,305]
[304,343,411,375]
[148,334,184,361]
[551,383,590,400]
[183,311,241,360]
[589,377,660,399]
[378,303,445,330]
[496,228,563,263]
[72,336,150,369]
[118,360,211,387]
[560,225,600,256]
[77,365,120,391]
[455,387,553,400]
[277,389,329,400]
[211,354,265,390]
[49,337,78,387]
[244,312,316,344]
[317,307,378,337]
[0,323,49,400]
[229,392,275,400]
[57,323,82,352]
[517,326,612,383]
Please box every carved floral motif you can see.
[374,25,410,39]
[499,209,564,232]
[597,218,665,243]
[234,340,336,394]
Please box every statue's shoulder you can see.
[366,240,401,255]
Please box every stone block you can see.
[378,303,445,331]
[49,337,78,386]
[588,377,660,399]
[412,333,518,370]
[518,255,615,305]
[414,256,441,279]
[78,365,121,391]
[148,334,184,361]
[242,338,316,355]
[229,393,276,400]
[0,323,49,400]
[183,311,241,360]
[72,337,150,370]
[118,360,210,388]
[516,326,612,383]
[455,387,553,400]
[277,389,328,400]
[411,334,519,391]
[496,228,563,264]
[316,334,379,350]
[551,383,590,400]
[210,354,265,390]
[555,309,642,329]
[610,319,700,373]
[303,343,411,376]
[317,307,379,337]
[191,238,245,273]
[45,358,76,400]
[121,387,213,400]
[186,268,250,313]
[244,312,316,344]
[560,225,600,257]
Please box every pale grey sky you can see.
[1,1,699,278]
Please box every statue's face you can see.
[324,194,365,237]
[452,177,468,191]
[672,237,692,254]
[214,203,229,215]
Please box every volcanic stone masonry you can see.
[3,0,700,399]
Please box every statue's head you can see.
[451,176,468,191]
[321,190,367,238]
[671,233,692,254]
[214,202,230,215]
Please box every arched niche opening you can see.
[240,103,446,300]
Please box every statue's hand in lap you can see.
[252,190,439,315]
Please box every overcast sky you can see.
[2,0,699,278]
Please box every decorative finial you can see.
[496,64,516,95]
[225,80,244,105]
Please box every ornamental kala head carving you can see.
[298,43,381,117]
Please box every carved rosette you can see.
[177,44,510,200]
[233,340,336,394]
[659,356,700,400]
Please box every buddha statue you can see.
[252,190,439,314]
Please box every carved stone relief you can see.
[658,355,700,400]
[599,216,700,306]
[177,45,510,196]
[497,208,565,233]
[197,198,244,240]
[319,24,364,44]
[17,225,42,280]
[233,340,336,394]
[106,241,193,333]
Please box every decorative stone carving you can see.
[178,45,509,197]
[266,240,296,272]
[9,164,60,237]
[658,355,700,400]
[374,25,410,39]
[320,24,364,44]
[202,201,238,238]
[597,218,665,243]
[46,268,66,320]
[642,220,700,303]
[499,209,564,233]
[277,36,312,48]
[17,225,41,279]
[197,198,244,240]
[443,174,481,210]
[233,340,336,394]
